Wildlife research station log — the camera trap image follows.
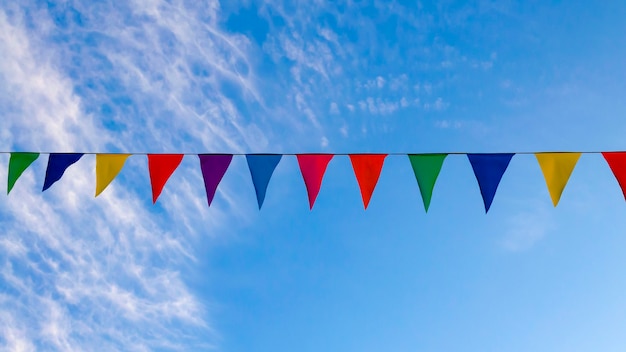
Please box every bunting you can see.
[148,154,184,203]
[297,154,333,209]
[43,153,84,191]
[350,154,387,209]
[467,153,514,213]
[95,154,130,197]
[6,151,626,211]
[536,153,581,206]
[408,154,446,212]
[602,152,626,200]
[7,152,39,194]
[199,154,233,207]
[246,154,282,209]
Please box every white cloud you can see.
[0,1,279,349]
[339,124,348,137]
[424,97,449,111]
[389,74,408,91]
[423,82,433,94]
[434,119,462,129]
[501,206,554,252]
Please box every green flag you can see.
[408,154,447,212]
[8,152,40,194]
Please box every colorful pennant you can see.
[536,152,581,206]
[408,154,447,212]
[43,153,84,191]
[246,154,282,209]
[602,152,626,200]
[6,151,626,210]
[297,154,334,209]
[95,154,130,196]
[7,152,39,194]
[467,153,514,213]
[349,154,387,209]
[199,154,233,207]
[147,154,184,203]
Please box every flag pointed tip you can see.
[95,154,130,197]
[408,154,447,212]
[350,154,387,209]
[297,154,333,209]
[8,152,40,194]
[148,154,184,203]
[42,153,83,192]
[247,154,282,209]
[602,152,626,201]
[199,154,233,207]
[468,153,514,212]
[535,153,580,206]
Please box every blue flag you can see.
[467,153,514,212]
[43,153,84,191]
[246,154,282,209]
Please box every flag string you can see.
[0,151,613,155]
[4,150,626,211]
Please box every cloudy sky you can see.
[3,0,626,351]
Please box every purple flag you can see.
[198,154,233,207]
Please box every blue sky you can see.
[2,0,626,351]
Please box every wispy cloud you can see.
[500,204,554,252]
[0,1,286,349]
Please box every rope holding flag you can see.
[4,150,626,211]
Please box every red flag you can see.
[148,154,184,203]
[349,154,387,209]
[603,152,626,200]
[297,154,334,209]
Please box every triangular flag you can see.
[147,154,184,203]
[349,154,387,209]
[297,154,334,209]
[198,154,233,207]
[7,152,40,194]
[536,152,581,206]
[43,153,84,191]
[602,152,626,200]
[408,154,447,212]
[95,154,130,197]
[467,153,514,212]
[246,154,282,209]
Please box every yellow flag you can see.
[535,152,581,206]
[95,154,130,197]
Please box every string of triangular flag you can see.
[5,152,626,211]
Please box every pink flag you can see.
[297,154,334,209]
